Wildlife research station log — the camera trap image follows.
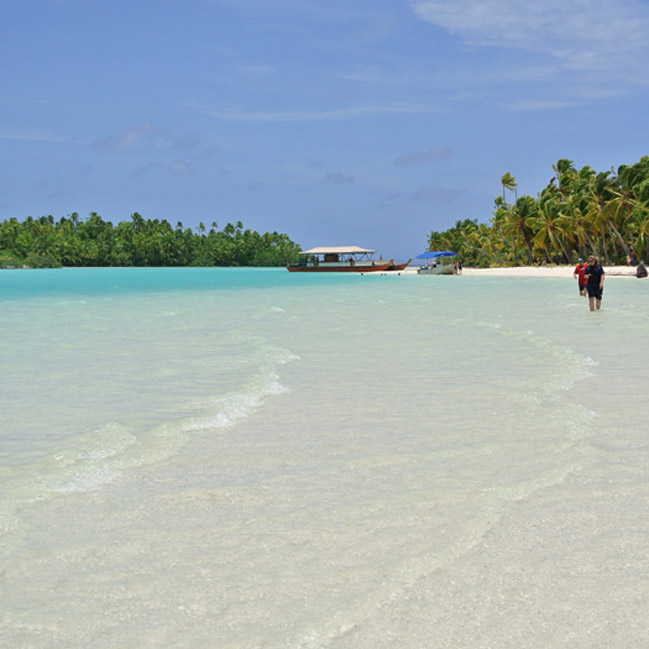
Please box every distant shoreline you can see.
[395,265,639,278]
[460,265,638,278]
[2,264,642,278]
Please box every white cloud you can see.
[507,99,578,111]
[394,146,452,166]
[413,187,461,203]
[207,104,435,122]
[96,124,198,153]
[410,0,649,79]
[0,129,66,143]
[168,160,194,177]
[321,172,354,185]
[129,162,160,180]
[235,62,275,76]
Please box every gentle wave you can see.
[0,343,298,558]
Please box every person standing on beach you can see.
[573,258,587,296]
[584,255,605,311]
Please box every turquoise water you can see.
[1,268,649,648]
[0,266,357,297]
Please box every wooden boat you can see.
[286,246,394,272]
[386,259,412,271]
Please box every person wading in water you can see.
[584,255,605,311]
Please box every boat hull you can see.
[386,259,412,271]
[287,262,393,273]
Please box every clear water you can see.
[1,268,648,648]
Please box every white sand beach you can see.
[461,265,638,278]
[398,265,639,278]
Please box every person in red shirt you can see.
[573,258,587,296]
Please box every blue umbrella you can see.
[416,251,457,259]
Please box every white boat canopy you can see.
[299,246,376,255]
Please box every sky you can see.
[3,0,649,260]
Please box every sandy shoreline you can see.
[460,265,638,278]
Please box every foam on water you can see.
[1,274,301,561]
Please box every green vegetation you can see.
[8,157,649,270]
[0,212,301,268]
[428,157,649,267]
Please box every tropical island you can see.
[428,157,649,267]
[3,156,649,269]
[0,213,301,268]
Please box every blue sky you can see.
[3,0,649,259]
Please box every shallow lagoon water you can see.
[1,268,649,648]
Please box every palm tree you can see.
[559,196,598,260]
[492,197,520,264]
[528,198,573,263]
[588,170,640,262]
[501,172,517,202]
[130,212,146,233]
[604,163,649,260]
[551,158,576,201]
[499,195,536,262]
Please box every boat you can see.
[286,246,395,273]
[386,258,412,271]
[416,251,458,275]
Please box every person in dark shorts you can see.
[583,255,605,311]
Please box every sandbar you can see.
[461,265,637,278]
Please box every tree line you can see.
[0,212,301,268]
[428,156,649,267]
